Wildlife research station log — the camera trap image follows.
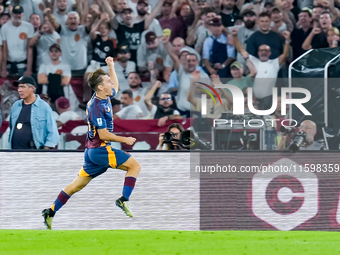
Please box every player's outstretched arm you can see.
[106,57,119,94]
[98,128,136,145]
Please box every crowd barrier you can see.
[1,151,340,231]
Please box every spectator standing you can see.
[9,75,58,149]
[45,9,95,76]
[1,5,34,77]
[202,17,235,77]
[246,12,284,59]
[291,9,312,59]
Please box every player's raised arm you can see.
[105,57,119,94]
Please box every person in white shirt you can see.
[53,0,69,25]
[29,16,61,72]
[45,9,95,76]
[1,5,34,78]
[38,44,74,109]
[55,96,80,127]
[113,90,144,119]
[163,35,211,116]
[137,31,167,73]
[232,28,291,110]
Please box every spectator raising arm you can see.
[162,35,180,72]
[45,8,61,31]
[144,81,162,111]
[278,31,291,65]
[101,0,116,20]
[302,26,321,50]
[187,70,201,109]
[144,0,165,29]
[90,12,108,40]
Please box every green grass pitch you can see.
[1,230,340,254]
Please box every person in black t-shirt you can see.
[246,12,284,59]
[219,0,241,27]
[111,0,165,63]
[302,11,332,50]
[291,10,313,59]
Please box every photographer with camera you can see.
[277,120,324,151]
[157,123,185,150]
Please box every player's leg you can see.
[42,175,92,230]
[115,155,141,218]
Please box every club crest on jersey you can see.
[97,118,103,126]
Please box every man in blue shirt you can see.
[9,76,58,149]
[42,57,141,230]
[203,17,236,78]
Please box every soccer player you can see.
[42,57,141,230]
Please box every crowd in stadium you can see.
[0,0,338,150]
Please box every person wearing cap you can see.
[217,60,256,108]
[1,5,34,78]
[103,44,136,98]
[270,7,288,33]
[186,7,216,54]
[8,75,59,149]
[134,0,164,47]
[111,0,165,62]
[219,0,242,27]
[291,9,312,59]
[162,35,211,116]
[44,9,96,77]
[37,44,72,105]
[203,17,236,78]
[228,9,258,65]
[167,46,205,94]
[29,16,61,72]
[246,12,284,59]
[136,31,168,73]
[232,27,291,110]
[55,96,81,127]
[13,0,34,23]
[158,0,186,41]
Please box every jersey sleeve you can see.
[90,103,107,129]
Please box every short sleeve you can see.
[1,25,6,41]
[63,64,72,77]
[90,103,107,129]
[27,23,35,38]
[116,106,127,119]
[249,55,260,66]
[164,55,173,68]
[38,64,46,74]
[202,37,212,60]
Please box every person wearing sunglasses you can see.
[144,80,181,126]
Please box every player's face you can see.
[159,93,173,108]
[30,14,41,29]
[18,84,34,100]
[67,14,79,31]
[57,0,68,12]
[100,75,115,96]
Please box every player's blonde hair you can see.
[88,68,106,91]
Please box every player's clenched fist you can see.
[105,57,114,66]
[125,137,137,145]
